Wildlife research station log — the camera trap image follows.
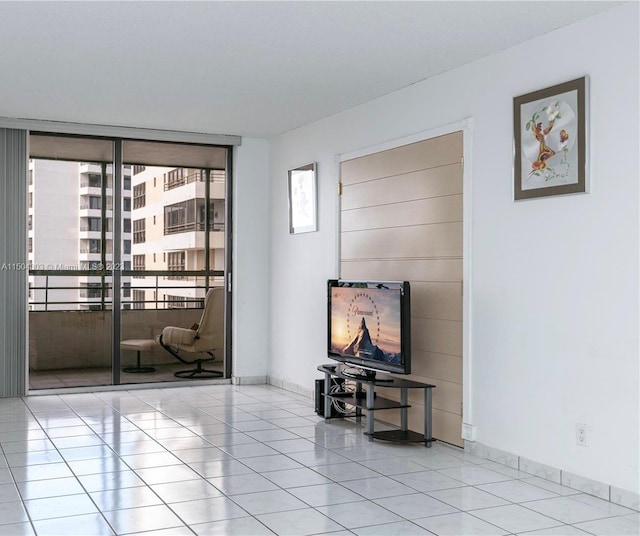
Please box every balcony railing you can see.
[29,269,224,311]
[164,170,226,191]
[164,222,225,235]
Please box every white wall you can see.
[268,4,639,493]
[233,138,270,381]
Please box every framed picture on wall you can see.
[513,76,588,200]
[288,162,317,234]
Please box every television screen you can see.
[327,279,411,376]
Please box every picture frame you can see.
[513,76,588,200]
[288,162,317,234]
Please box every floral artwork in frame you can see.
[513,76,588,200]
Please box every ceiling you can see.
[0,1,620,138]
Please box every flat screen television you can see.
[327,279,411,379]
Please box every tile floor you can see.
[29,363,225,390]
[0,384,637,536]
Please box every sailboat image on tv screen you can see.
[343,317,401,365]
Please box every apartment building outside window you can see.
[164,168,186,191]
[81,195,113,210]
[167,251,186,280]
[81,239,102,254]
[81,217,104,232]
[133,183,145,209]
[133,219,145,244]
[133,254,145,277]
[166,295,187,309]
[81,174,102,188]
[80,283,106,299]
[164,199,224,235]
[132,289,145,310]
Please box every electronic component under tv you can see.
[327,279,411,378]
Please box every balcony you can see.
[163,169,225,192]
[27,275,225,389]
[162,229,225,251]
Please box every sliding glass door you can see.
[27,134,232,390]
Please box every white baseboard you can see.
[466,441,639,511]
[232,375,267,385]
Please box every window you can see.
[28,169,33,185]
[123,197,131,212]
[164,168,186,190]
[133,183,145,209]
[81,174,101,188]
[81,217,101,232]
[80,239,100,254]
[83,196,102,210]
[124,240,131,255]
[123,218,131,233]
[28,237,32,253]
[164,201,190,234]
[133,219,145,244]
[164,199,224,234]
[80,282,104,298]
[28,214,32,231]
[123,282,131,298]
[29,192,33,208]
[124,176,131,191]
[166,295,187,309]
[132,289,145,310]
[133,254,145,277]
[167,251,186,280]
[88,239,101,253]
[133,165,146,175]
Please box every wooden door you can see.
[340,131,463,446]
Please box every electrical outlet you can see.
[576,423,587,446]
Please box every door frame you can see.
[336,117,475,438]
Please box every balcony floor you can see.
[29,362,225,390]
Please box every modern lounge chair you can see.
[158,288,223,379]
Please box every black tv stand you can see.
[317,364,436,446]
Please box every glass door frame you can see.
[27,133,233,388]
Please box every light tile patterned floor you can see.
[0,384,637,535]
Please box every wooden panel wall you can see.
[340,131,463,446]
